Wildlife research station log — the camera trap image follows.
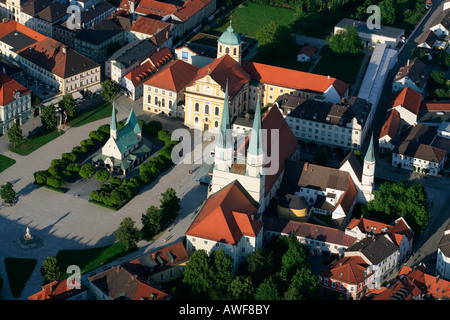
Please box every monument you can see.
[18,227,41,248]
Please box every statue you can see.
[24,227,33,240]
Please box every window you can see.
[225,47,229,54]
[195,103,199,112]
[194,117,199,123]
[215,106,220,116]
[204,104,210,114]
[233,47,236,55]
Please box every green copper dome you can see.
[218,25,242,46]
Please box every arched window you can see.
[204,104,210,114]
[161,98,165,108]
[147,95,151,104]
[194,117,199,123]
[225,47,229,54]
[195,103,199,112]
[154,96,159,105]
[219,45,222,53]
[233,47,237,56]
[215,106,220,116]
[215,121,219,128]
[168,100,173,109]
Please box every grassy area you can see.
[66,101,113,128]
[312,49,364,85]
[212,2,297,37]
[252,50,315,72]
[9,128,64,156]
[55,242,134,278]
[0,154,16,173]
[4,258,38,298]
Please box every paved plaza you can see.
[0,96,208,299]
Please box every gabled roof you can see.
[28,280,87,300]
[264,218,357,247]
[172,0,213,22]
[144,59,199,92]
[395,140,447,163]
[37,2,67,22]
[340,151,363,182]
[401,123,436,145]
[130,15,172,35]
[389,87,422,115]
[185,180,262,246]
[88,265,171,300]
[18,38,99,79]
[394,57,429,90]
[0,72,31,106]
[420,101,450,111]
[346,235,399,265]
[190,54,250,99]
[379,109,402,140]
[419,30,438,48]
[242,60,349,98]
[22,0,51,16]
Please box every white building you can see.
[334,18,404,49]
[437,222,450,280]
[392,57,429,95]
[430,10,450,38]
[0,72,32,135]
[185,179,264,273]
[281,94,371,151]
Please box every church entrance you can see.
[204,123,209,131]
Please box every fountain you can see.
[18,227,41,248]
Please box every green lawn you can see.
[65,101,113,128]
[213,2,297,37]
[312,50,364,85]
[55,242,133,278]
[0,154,16,173]
[4,258,38,298]
[9,128,64,156]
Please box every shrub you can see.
[72,145,88,154]
[95,169,110,182]
[51,159,66,169]
[67,163,81,172]
[89,130,106,142]
[62,152,78,163]
[110,176,122,186]
[46,175,64,189]
[80,139,95,147]
[98,124,111,135]
[47,166,60,176]
[79,163,96,178]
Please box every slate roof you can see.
[74,19,123,45]
[109,39,157,69]
[37,2,67,22]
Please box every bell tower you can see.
[362,133,375,202]
[217,21,242,65]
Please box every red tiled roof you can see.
[0,73,31,106]
[0,19,47,44]
[172,0,213,22]
[130,16,171,35]
[322,256,371,285]
[144,59,199,92]
[127,241,188,267]
[242,60,349,97]
[190,54,250,99]
[297,45,316,58]
[379,109,402,140]
[389,87,422,115]
[119,0,212,20]
[334,177,358,215]
[185,180,262,245]
[28,280,87,300]
[124,47,174,87]
[420,101,450,111]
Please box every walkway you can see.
[0,97,207,300]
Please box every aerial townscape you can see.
[2,0,450,309]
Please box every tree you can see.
[7,122,23,148]
[41,104,58,129]
[286,268,320,300]
[141,205,162,240]
[313,146,331,166]
[379,0,396,25]
[94,169,110,183]
[362,180,430,234]
[227,276,254,300]
[101,80,119,102]
[46,175,64,189]
[0,182,16,203]
[34,170,50,185]
[59,93,77,118]
[326,26,363,54]
[182,249,215,296]
[114,217,140,252]
[209,249,233,300]
[254,275,281,300]
[280,239,308,279]
[41,256,61,282]
[79,164,96,179]
[255,21,296,60]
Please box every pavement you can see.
[0,94,207,300]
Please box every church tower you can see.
[217,23,242,65]
[214,81,234,172]
[110,99,118,140]
[362,133,375,202]
[246,89,264,177]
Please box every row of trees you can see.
[33,123,111,191]
[113,188,181,251]
[181,234,322,300]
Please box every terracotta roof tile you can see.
[144,59,199,92]
[185,180,262,245]
[389,87,422,115]
[242,60,349,97]
[28,280,87,300]
[0,72,31,106]
[379,109,402,140]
